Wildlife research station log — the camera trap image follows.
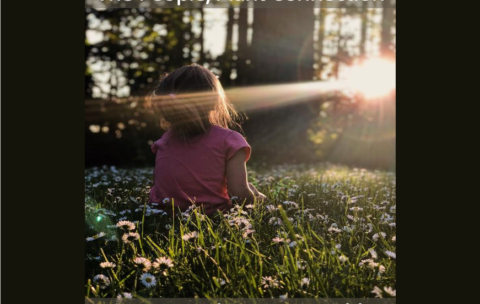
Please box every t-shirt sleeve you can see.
[151,140,159,154]
[224,131,251,162]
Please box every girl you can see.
[149,64,265,215]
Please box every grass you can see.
[85,163,396,299]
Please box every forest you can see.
[85,1,396,170]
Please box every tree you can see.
[381,0,395,58]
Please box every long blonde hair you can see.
[149,64,241,141]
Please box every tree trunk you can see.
[250,9,314,84]
[220,7,235,86]
[359,1,369,57]
[317,7,327,80]
[381,0,395,58]
[236,2,249,86]
[199,6,205,63]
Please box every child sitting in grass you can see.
[149,64,265,215]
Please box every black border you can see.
[1,0,85,301]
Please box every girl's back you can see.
[150,126,250,215]
[148,64,263,215]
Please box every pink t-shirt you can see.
[149,126,251,215]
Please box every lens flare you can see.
[343,58,396,99]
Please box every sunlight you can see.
[343,58,396,99]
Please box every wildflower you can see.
[100,262,116,269]
[295,234,304,241]
[379,265,386,273]
[390,205,396,213]
[261,276,280,289]
[272,237,285,244]
[163,198,170,204]
[339,255,348,263]
[153,257,174,269]
[182,231,198,241]
[372,232,386,241]
[139,273,156,288]
[122,232,140,244]
[242,229,255,239]
[369,248,378,259]
[392,236,396,242]
[134,257,152,272]
[349,207,363,212]
[372,286,383,298]
[116,220,136,231]
[283,201,299,208]
[300,277,310,287]
[116,292,133,300]
[359,259,379,269]
[296,260,307,270]
[328,227,342,233]
[266,205,277,212]
[245,204,254,209]
[93,274,110,289]
[385,250,396,259]
[279,294,288,300]
[268,217,282,225]
[289,241,297,248]
[384,286,396,297]
[165,224,172,229]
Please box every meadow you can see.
[85,164,396,299]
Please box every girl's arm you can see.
[226,149,264,203]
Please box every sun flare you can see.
[344,58,396,99]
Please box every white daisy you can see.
[296,260,307,270]
[139,273,156,288]
[339,255,349,263]
[372,286,383,298]
[372,232,386,241]
[328,227,342,233]
[153,257,174,269]
[242,229,255,239]
[122,232,140,244]
[162,198,170,204]
[93,274,110,289]
[116,292,133,299]
[272,237,285,243]
[116,220,136,231]
[379,265,386,273]
[300,277,310,287]
[182,231,199,241]
[384,286,396,297]
[369,248,378,259]
[100,262,116,268]
[134,257,152,272]
[261,276,280,289]
[265,205,278,212]
[279,294,288,300]
[385,250,396,259]
[392,236,396,242]
[289,241,297,248]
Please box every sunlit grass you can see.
[85,164,396,298]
